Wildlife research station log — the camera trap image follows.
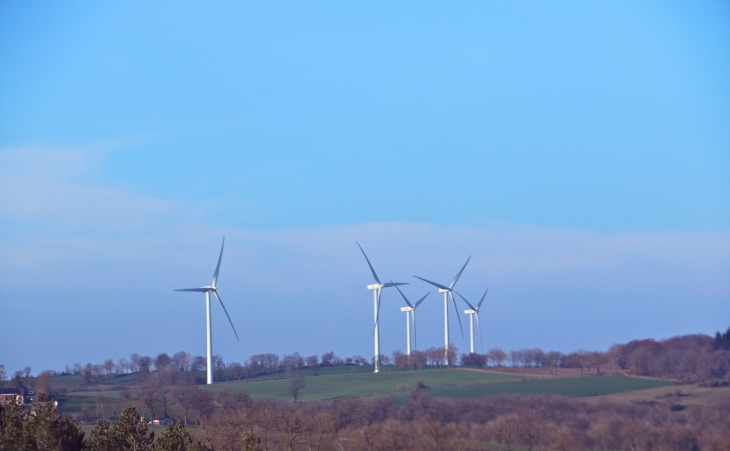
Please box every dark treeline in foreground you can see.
[0,401,212,451]
[3,389,730,450]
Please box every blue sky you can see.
[1,1,728,374]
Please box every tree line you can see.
[4,328,729,396]
[3,388,730,450]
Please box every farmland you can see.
[54,368,673,417]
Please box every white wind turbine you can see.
[394,285,429,355]
[174,237,239,384]
[413,257,470,366]
[456,288,488,354]
[356,242,408,373]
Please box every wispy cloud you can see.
[0,146,728,373]
[0,144,183,232]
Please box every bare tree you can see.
[158,381,172,418]
[306,355,320,376]
[35,370,52,396]
[410,351,427,370]
[264,353,280,371]
[279,407,304,450]
[0,364,6,387]
[320,352,335,367]
[350,355,363,365]
[510,350,524,367]
[230,361,246,381]
[217,387,252,413]
[213,354,226,380]
[103,359,115,378]
[282,352,304,370]
[247,360,261,381]
[303,408,335,451]
[191,355,206,373]
[130,353,140,373]
[288,370,307,403]
[154,353,172,372]
[488,348,507,367]
[195,388,215,420]
[138,356,152,376]
[172,385,203,426]
[116,357,128,374]
[392,350,408,371]
[136,382,161,418]
[545,351,564,374]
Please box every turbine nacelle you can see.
[173,286,217,293]
[372,282,409,288]
[464,309,477,315]
[400,306,414,312]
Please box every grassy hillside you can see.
[210,368,521,401]
[427,374,672,399]
[54,368,674,417]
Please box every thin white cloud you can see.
[0,146,728,372]
[0,145,183,232]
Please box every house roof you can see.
[0,388,22,395]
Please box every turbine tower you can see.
[413,256,470,366]
[356,242,408,373]
[174,237,239,384]
[456,288,488,354]
[394,285,429,355]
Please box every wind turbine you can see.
[394,285,429,355]
[356,242,408,373]
[174,237,239,384]
[413,256,470,366]
[456,288,488,354]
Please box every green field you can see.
[208,368,521,401]
[427,374,672,399]
[55,368,673,417]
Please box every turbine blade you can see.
[475,312,484,353]
[212,291,239,342]
[414,291,430,308]
[412,276,450,291]
[449,292,464,338]
[449,256,471,289]
[212,236,225,288]
[174,288,209,292]
[382,282,409,287]
[455,291,477,311]
[394,283,414,308]
[356,241,381,285]
[477,287,489,309]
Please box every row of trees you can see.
[614,333,730,381]
[5,328,729,391]
[459,348,615,375]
